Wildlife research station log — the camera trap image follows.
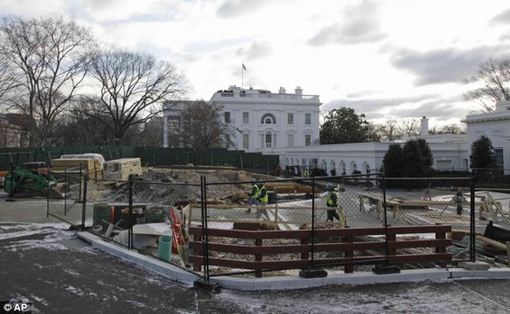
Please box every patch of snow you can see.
[63,269,80,277]
[30,295,49,306]
[64,285,84,296]
[0,230,42,240]
[126,300,148,308]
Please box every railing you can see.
[189,225,452,278]
[216,92,319,101]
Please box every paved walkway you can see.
[1,222,510,313]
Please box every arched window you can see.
[350,161,358,174]
[339,161,346,175]
[261,113,276,124]
[362,162,370,174]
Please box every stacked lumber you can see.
[52,158,103,180]
[265,182,313,193]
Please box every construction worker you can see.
[257,183,269,219]
[326,184,340,222]
[456,187,464,215]
[246,182,260,213]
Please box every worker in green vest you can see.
[257,183,269,219]
[326,184,340,222]
[456,187,464,215]
[246,182,260,213]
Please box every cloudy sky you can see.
[2,0,510,126]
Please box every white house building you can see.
[277,117,470,175]
[465,100,510,174]
[209,85,321,153]
[161,86,475,175]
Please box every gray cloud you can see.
[322,94,470,121]
[394,95,464,120]
[390,46,510,86]
[216,0,270,18]
[345,89,381,98]
[308,0,385,46]
[490,8,510,25]
[236,41,272,60]
[322,94,438,116]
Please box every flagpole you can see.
[241,63,244,88]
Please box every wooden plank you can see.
[476,235,507,251]
[189,239,451,255]
[189,225,452,239]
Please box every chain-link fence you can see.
[40,169,485,283]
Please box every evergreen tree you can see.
[417,138,433,168]
[402,140,427,177]
[320,107,369,144]
[470,136,496,169]
[382,144,404,177]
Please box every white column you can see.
[163,116,168,147]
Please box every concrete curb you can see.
[77,232,200,287]
[216,269,451,291]
[76,232,510,291]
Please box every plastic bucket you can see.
[158,235,172,262]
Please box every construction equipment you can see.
[3,162,64,198]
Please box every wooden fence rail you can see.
[189,225,452,277]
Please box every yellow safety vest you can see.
[326,191,337,207]
[259,187,268,203]
[251,184,260,198]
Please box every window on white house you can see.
[242,133,249,149]
[305,113,311,125]
[436,160,452,171]
[265,132,272,148]
[305,134,311,146]
[261,113,276,124]
[168,116,180,132]
[288,113,294,124]
[224,112,231,124]
[495,148,504,169]
[225,134,231,148]
[243,112,249,124]
[287,133,294,147]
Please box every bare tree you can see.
[0,17,94,146]
[0,57,18,103]
[367,122,381,142]
[87,49,183,145]
[180,101,230,148]
[440,123,464,134]
[401,119,420,137]
[377,119,402,141]
[464,59,510,112]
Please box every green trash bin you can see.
[158,235,172,262]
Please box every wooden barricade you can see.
[189,225,452,277]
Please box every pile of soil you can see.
[98,168,258,205]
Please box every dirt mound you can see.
[99,168,257,205]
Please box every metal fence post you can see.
[64,167,68,216]
[470,171,476,262]
[128,175,134,250]
[81,172,88,230]
[8,163,15,199]
[203,176,210,283]
[200,176,207,280]
[382,171,389,264]
[78,163,83,202]
[311,178,316,264]
[46,170,50,218]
